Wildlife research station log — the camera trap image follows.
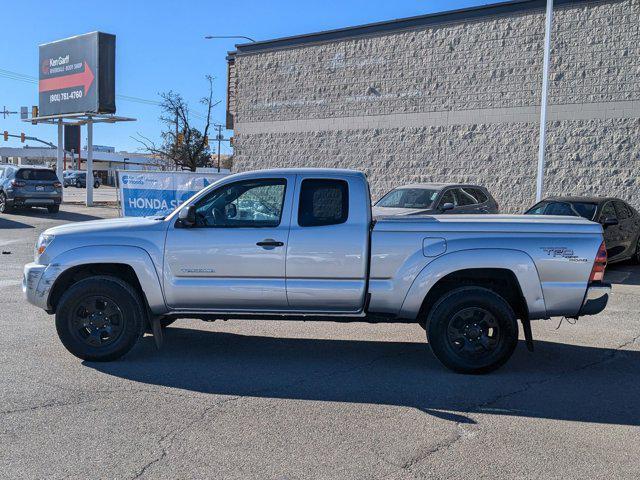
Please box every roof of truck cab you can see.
[237,168,365,177]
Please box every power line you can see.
[0,67,216,122]
[0,68,162,107]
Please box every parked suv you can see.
[0,165,62,213]
[373,183,499,217]
[64,172,101,189]
[526,196,640,264]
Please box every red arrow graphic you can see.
[39,61,95,95]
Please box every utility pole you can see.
[1,106,18,119]
[536,0,554,202]
[215,124,223,172]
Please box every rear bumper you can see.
[12,195,62,206]
[578,283,611,316]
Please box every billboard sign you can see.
[117,170,228,217]
[39,32,116,116]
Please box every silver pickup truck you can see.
[23,168,610,373]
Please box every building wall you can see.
[231,0,640,211]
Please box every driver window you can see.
[194,178,287,228]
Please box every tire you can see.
[47,205,60,214]
[0,191,11,213]
[76,180,82,188]
[634,236,640,265]
[426,287,519,374]
[94,181,100,189]
[55,276,146,361]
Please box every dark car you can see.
[64,171,101,189]
[525,197,640,264]
[0,164,62,214]
[373,183,499,217]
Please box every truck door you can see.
[163,174,294,310]
[285,174,370,312]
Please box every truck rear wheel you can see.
[55,276,146,361]
[426,287,518,374]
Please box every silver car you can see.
[0,164,62,214]
[373,183,499,217]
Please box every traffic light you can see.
[176,133,184,146]
[20,133,25,143]
[3,131,7,141]
[31,106,38,118]
[203,135,209,147]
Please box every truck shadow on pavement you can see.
[7,208,104,222]
[87,328,640,426]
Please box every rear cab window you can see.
[298,179,349,227]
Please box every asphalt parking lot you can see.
[1,205,639,479]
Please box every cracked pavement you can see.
[1,205,639,479]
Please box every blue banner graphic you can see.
[117,170,228,217]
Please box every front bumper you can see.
[23,262,61,311]
[578,283,611,316]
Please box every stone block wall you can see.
[230,0,639,212]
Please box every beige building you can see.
[226,0,639,212]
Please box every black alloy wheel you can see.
[445,307,501,360]
[68,295,125,348]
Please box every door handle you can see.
[256,239,284,248]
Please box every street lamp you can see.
[204,35,257,43]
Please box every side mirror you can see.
[178,205,196,227]
[225,203,237,219]
[440,202,455,212]
[601,217,618,227]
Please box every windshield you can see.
[525,201,597,220]
[376,188,439,209]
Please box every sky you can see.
[0,0,488,155]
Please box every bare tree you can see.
[134,76,220,171]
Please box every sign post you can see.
[86,117,94,206]
[56,119,63,183]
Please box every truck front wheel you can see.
[426,287,518,374]
[55,276,146,361]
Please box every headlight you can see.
[34,233,54,261]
